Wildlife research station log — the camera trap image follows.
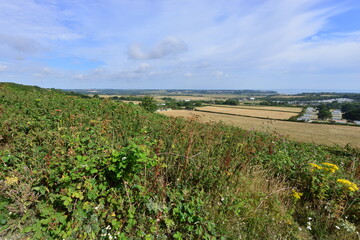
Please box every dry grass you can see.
[160,110,360,148]
[196,106,298,120]
[120,100,141,104]
[213,105,303,113]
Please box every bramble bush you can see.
[0,83,359,239]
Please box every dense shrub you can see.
[0,83,359,239]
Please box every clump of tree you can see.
[140,95,158,112]
[341,103,360,113]
[224,98,239,105]
[343,109,360,121]
[317,105,332,120]
[110,96,144,101]
[163,98,202,110]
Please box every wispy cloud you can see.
[128,37,188,60]
[0,0,359,89]
[184,73,193,77]
[0,63,7,72]
[0,34,42,54]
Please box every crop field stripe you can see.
[161,110,360,147]
[194,109,360,127]
[194,109,288,121]
[211,105,301,113]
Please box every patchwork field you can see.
[212,105,303,113]
[160,110,360,148]
[196,106,299,120]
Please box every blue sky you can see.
[0,0,359,90]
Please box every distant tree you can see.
[165,98,178,109]
[317,106,332,120]
[92,94,100,98]
[140,96,158,112]
[343,110,360,121]
[341,103,357,113]
[224,98,239,105]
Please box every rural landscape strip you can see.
[194,109,292,121]
[211,105,301,113]
[194,109,360,127]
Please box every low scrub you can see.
[0,83,359,239]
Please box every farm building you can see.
[331,109,342,121]
[297,107,318,121]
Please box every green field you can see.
[0,83,359,239]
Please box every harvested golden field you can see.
[214,105,303,113]
[196,106,298,120]
[160,110,360,148]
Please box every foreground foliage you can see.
[0,83,359,239]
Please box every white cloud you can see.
[135,63,151,73]
[0,34,43,54]
[73,74,85,80]
[0,63,7,72]
[263,31,360,73]
[33,67,52,77]
[214,71,228,78]
[128,37,188,60]
[184,73,193,77]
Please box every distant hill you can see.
[63,88,277,96]
[0,82,46,92]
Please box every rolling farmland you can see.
[160,110,360,148]
[195,106,300,120]
[212,105,303,113]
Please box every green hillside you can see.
[0,83,359,239]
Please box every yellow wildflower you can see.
[111,212,116,217]
[292,190,303,199]
[5,176,18,185]
[337,179,359,191]
[309,163,322,170]
[321,162,339,173]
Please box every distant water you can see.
[273,89,360,94]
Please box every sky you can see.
[0,0,359,90]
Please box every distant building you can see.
[331,109,342,121]
[297,107,318,121]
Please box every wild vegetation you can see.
[0,83,359,239]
